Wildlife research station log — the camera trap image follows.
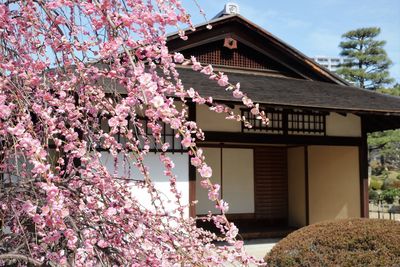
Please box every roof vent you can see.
[224,3,240,15]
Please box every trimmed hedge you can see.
[265,218,400,267]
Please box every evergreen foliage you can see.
[337,27,393,90]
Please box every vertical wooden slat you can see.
[254,147,288,225]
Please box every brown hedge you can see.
[265,218,400,267]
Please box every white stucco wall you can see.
[222,148,254,214]
[326,113,361,137]
[100,152,189,216]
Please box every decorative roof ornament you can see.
[224,3,240,15]
[213,3,240,19]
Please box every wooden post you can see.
[188,101,196,217]
[359,116,369,218]
[304,145,310,225]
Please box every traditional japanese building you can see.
[164,4,400,236]
[102,4,400,237]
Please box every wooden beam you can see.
[202,131,363,146]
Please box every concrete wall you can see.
[308,146,360,223]
[101,152,189,216]
[196,104,242,132]
[287,146,306,227]
[326,113,361,137]
[196,147,254,215]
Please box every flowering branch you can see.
[0,0,267,265]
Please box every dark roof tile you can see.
[177,67,400,115]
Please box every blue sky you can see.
[182,0,400,84]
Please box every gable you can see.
[180,39,303,79]
[167,15,348,85]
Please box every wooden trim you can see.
[220,147,223,199]
[225,213,255,220]
[202,131,363,146]
[359,116,369,218]
[186,98,399,118]
[304,146,310,225]
[189,180,196,218]
[233,35,310,80]
[198,213,256,220]
[188,101,196,217]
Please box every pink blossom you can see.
[200,65,213,75]
[242,96,254,107]
[97,240,109,248]
[208,185,220,201]
[199,164,212,178]
[187,87,196,98]
[0,1,263,265]
[200,179,209,189]
[22,200,37,216]
[226,223,239,239]
[216,200,229,213]
[173,53,185,63]
[32,161,50,175]
[181,136,192,148]
[217,74,229,86]
[192,61,202,71]
[134,225,144,238]
[161,143,170,152]
[151,95,164,108]
[7,123,25,136]
[251,104,260,115]
[104,207,117,217]
[170,118,181,129]
[142,240,153,251]
[190,156,202,167]
[232,89,243,98]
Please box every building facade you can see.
[102,5,400,236]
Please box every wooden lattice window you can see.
[181,40,294,73]
[99,116,185,153]
[242,108,284,134]
[242,108,326,136]
[287,110,326,135]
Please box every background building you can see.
[311,56,351,72]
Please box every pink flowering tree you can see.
[0,0,267,265]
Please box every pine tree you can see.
[337,27,394,90]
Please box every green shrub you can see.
[381,189,400,204]
[368,189,379,203]
[369,177,383,190]
[265,218,400,267]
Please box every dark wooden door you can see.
[254,147,288,226]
